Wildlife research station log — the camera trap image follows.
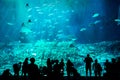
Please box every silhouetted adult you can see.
[84,54,93,77]
[66,59,74,77]
[116,57,120,79]
[22,58,29,77]
[28,58,39,80]
[59,59,65,78]
[93,59,102,77]
[46,58,52,78]
[53,60,60,80]
[110,58,117,79]
[1,69,12,80]
[104,59,111,77]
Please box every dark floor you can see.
[0,76,119,80]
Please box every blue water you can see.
[0,0,120,43]
[0,0,120,76]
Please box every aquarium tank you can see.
[0,0,120,76]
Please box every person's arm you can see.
[84,58,86,62]
[91,58,93,62]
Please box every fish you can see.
[58,30,63,33]
[28,15,32,18]
[80,28,86,31]
[27,8,32,12]
[117,6,120,25]
[114,19,120,22]
[71,38,77,41]
[25,3,29,7]
[92,13,100,18]
[28,19,32,23]
[7,22,14,26]
[94,20,101,24]
[38,12,43,14]
[88,20,101,27]
[48,13,54,16]
[35,7,40,9]
[20,27,32,34]
[34,19,38,22]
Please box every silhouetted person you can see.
[46,58,52,78]
[1,69,12,80]
[59,59,65,78]
[22,58,29,77]
[104,58,119,80]
[93,59,102,77]
[28,58,39,80]
[110,58,117,79]
[40,66,47,77]
[84,54,93,77]
[13,62,22,76]
[72,67,80,79]
[116,57,120,79]
[104,59,111,77]
[53,60,60,80]
[66,59,74,78]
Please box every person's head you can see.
[30,58,35,64]
[19,62,22,64]
[112,58,116,63]
[106,59,109,63]
[95,59,98,63]
[25,58,28,61]
[87,54,90,57]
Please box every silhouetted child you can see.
[13,62,22,76]
[93,59,102,77]
[84,54,93,77]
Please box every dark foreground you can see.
[0,76,119,80]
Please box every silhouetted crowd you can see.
[1,54,120,80]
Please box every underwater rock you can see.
[105,41,120,54]
[0,40,119,76]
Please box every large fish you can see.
[80,28,86,31]
[7,22,14,26]
[92,13,100,18]
[116,5,120,25]
[20,27,32,34]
